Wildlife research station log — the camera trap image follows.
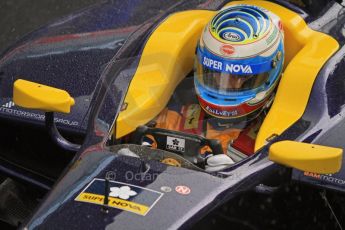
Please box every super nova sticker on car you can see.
[75,179,163,216]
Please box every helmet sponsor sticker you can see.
[166,136,185,152]
[197,95,267,119]
[222,32,241,42]
[198,47,273,75]
[203,56,253,74]
[205,105,238,117]
[220,44,235,56]
[265,26,278,45]
[203,56,223,71]
[75,179,163,216]
[225,64,253,74]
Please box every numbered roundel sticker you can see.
[175,185,191,195]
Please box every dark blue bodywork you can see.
[0,0,344,229]
[0,0,159,133]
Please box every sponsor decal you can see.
[180,104,204,135]
[203,57,223,71]
[160,186,172,193]
[303,171,320,179]
[225,64,253,74]
[197,95,267,119]
[265,26,278,45]
[202,57,253,74]
[0,103,79,126]
[199,48,273,74]
[166,136,185,152]
[303,172,345,185]
[205,105,238,117]
[175,185,191,195]
[161,158,181,167]
[109,186,137,200]
[222,32,241,42]
[75,179,163,216]
[183,104,201,130]
[220,44,235,56]
[2,101,15,108]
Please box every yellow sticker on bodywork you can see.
[75,179,163,216]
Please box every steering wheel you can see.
[132,125,223,166]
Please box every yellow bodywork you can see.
[269,141,343,174]
[116,10,215,138]
[13,79,75,114]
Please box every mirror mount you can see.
[45,112,80,152]
[13,79,81,152]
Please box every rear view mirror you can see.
[13,79,75,114]
[269,141,343,174]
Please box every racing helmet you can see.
[194,4,284,122]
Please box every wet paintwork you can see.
[0,0,343,229]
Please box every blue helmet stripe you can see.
[198,46,274,75]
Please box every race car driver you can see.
[145,4,284,171]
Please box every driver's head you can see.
[194,4,284,122]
